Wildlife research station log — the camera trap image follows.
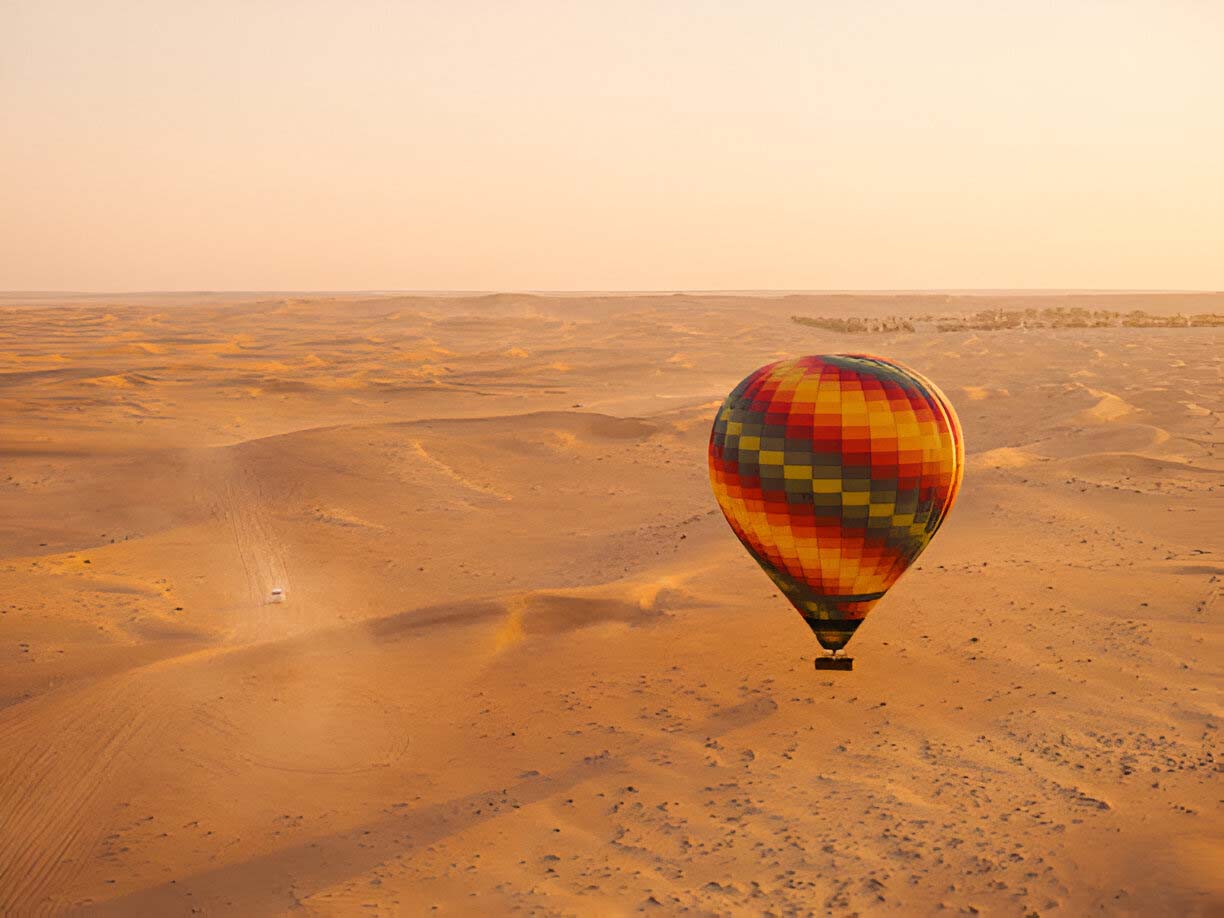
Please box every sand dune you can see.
[0,293,1220,915]
[971,446,1044,469]
[1081,388,1137,423]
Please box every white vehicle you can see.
[269,587,286,603]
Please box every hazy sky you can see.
[2,1,1221,291]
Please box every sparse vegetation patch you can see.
[792,307,1224,333]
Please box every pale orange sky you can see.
[2,1,1221,292]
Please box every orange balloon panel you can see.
[708,354,963,651]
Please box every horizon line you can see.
[2,288,1221,297]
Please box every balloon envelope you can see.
[708,354,963,652]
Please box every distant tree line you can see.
[792,307,1224,334]
[791,315,915,334]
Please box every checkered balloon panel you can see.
[709,354,963,651]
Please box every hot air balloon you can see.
[708,354,963,670]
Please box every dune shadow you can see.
[367,593,665,644]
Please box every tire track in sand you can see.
[0,671,167,914]
[1,445,293,912]
[194,447,293,635]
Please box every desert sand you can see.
[0,292,1220,916]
